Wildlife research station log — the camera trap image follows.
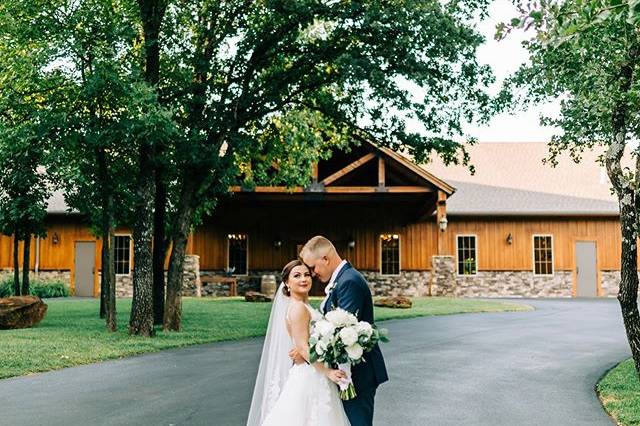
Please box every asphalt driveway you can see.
[0,299,630,425]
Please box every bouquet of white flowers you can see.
[308,308,389,400]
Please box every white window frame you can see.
[456,234,478,277]
[379,234,401,276]
[227,234,249,276]
[114,234,133,276]
[532,234,554,276]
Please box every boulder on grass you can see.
[245,292,272,303]
[0,296,48,329]
[374,296,412,309]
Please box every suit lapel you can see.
[334,261,352,285]
[324,262,352,313]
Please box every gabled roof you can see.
[422,142,624,216]
[46,191,75,214]
[423,142,618,202]
[445,180,619,216]
[357,137,455,195]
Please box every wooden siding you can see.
[441,216,624,272]
[0,215,628,275]
[193,215,626,273]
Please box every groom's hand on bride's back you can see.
[288,347,306,365]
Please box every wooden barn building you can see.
[0,141,625,298]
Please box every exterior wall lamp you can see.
[273,239,282,249]
[347,239,356,249]
[438,215,448,232]
[507,233,513,245]
[52,232,59,245]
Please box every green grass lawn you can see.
[0,297,531,380]
[597,358,640,425]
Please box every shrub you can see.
[0,278,70,298]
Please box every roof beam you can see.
[321,152,376,186]
[230,185,432,194]
[386,186,432,193]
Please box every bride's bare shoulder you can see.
[288,300,311,322]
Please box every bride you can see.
[246,259,351,426]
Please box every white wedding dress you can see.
[261,303,350,426]
[246,283,350,426]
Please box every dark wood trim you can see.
[386,186,432,193]
[230,185,432,194]
[321,152,376,185]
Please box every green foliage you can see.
[0,279,69,298]
[500,1,640,168]
[155,0,496,225]
[0,3,53,242]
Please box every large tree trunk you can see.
[164,180,196,331]
[606,44,640,374]
[129,0,167,336]
[21,234,30,296]
[618,201,640,372]
[12,231,20,296]
[129,0,167,337]
[104,230,117,332]
[97,147,116,330]
[152,170,168,325]
[129,147,156,337]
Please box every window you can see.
[533,235,554,275]
[228,234,248,275]
[114,235,132,275]
[380,234,400,275]
[457,235,477,275]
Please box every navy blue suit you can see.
[323,262,388,426]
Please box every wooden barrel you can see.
[260,275,277,298]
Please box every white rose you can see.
[345,343,363,360]
[314,320,335,337]
[339,327,359,346]
[316,340,327,356]
[355,321,373,337]
[326,308,356,327]
[346,313,358,326]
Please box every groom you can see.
[295,235,389,426]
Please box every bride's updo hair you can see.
[281,259,310,297]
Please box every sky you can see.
[460,0,561,143]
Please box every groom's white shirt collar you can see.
[321,260,347,312]
[325,259,348,295]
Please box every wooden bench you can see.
[198,275,238,297]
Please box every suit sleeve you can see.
[335,278,367,318]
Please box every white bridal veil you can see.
[246,282,292,426]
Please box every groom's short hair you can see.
[300,235,336,258]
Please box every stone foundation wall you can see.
[600,270,640,297]
[361,271,430,297]
[111,255,202,297]
[454,271,573,298]
[430,256,456,297]
[430,255,574,298]
[0,269,71,284]
[2,255,626,298]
